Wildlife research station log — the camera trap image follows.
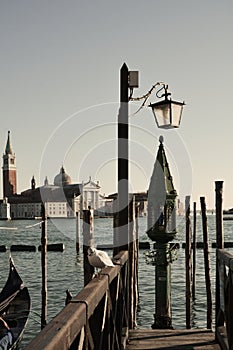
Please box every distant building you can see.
[0,131,112,219]
[0,197,11,220]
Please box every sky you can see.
[0,0,232,209]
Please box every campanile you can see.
[2,131,17,197]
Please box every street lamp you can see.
[114,63,184,329]
[114,62,185,251]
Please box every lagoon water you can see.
[0,214,233,349]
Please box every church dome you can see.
[54,166,71,186]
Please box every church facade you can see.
[0,131,112,219]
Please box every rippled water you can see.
[0,215,232,348]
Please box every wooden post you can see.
[113,201,119,257]
[128,196,138,329]
[185,195,192,329]
[134,202,139,322]
[215,181,224,249]
[41,204,47,329]
[76,211,80,254]
[215,181,224,336]
[200,197,212,329]
[192,202,196,300]
[83,207,94,286]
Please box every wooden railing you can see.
[216,249,233,350]
[25,251,129,350]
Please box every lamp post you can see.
[114,63,184,253]
[114,63,130,253]
[114,63,184,329]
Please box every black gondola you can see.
[0,258,31,349]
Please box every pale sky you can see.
[0,0,232,209]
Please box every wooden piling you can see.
[215,181,224,250]
[76,211,80,254]
[135,202,139,322]
[41,204,47,329]
[192,202,196,300]
[83,208,94,286]
[113,199,120,257]
[215,181,224,336]
[185,195,192,329]
[200,197,212,329]
[128,196,138,329]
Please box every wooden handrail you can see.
[25,251,129,350]
[216,248,233,350]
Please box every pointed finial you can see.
[159,135,164,144]
[5,130,13,154]
[44,176,48,186]
[121,62,128,70]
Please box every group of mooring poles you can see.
[185,181,223,330]
[185,190,217,329]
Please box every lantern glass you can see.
[150,99,184,129]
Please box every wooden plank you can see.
[126,329,221,349]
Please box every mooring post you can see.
[185,195,192,329]
[128,196,138,329]
[83,207,94,286]
[215,181,224,337]
[76,211,80,254]
[192,202,196,300]
[41,203,47,329]
[134,201,139,324]
[200,196,212,329]
[215,181,224,249]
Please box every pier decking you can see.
[126,328,221,350]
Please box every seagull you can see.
[87,247,114,276]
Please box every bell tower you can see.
[2,131,17,197]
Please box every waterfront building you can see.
[0,131,112,219]
[0,197,11,220]
[3,171,108,219]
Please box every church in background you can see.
[0,131,112,219]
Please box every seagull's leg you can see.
[93,268,97,278]
[93,267,98,279]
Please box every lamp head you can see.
[149,85,185,129]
